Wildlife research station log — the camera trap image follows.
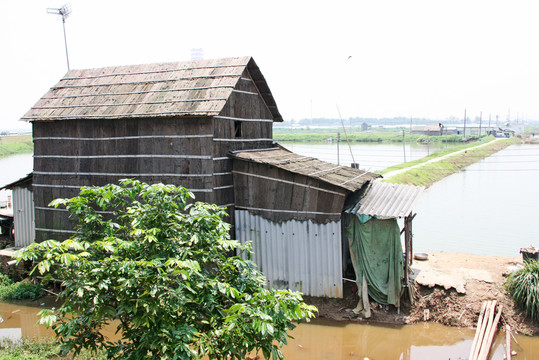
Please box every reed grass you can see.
[505,260,539,322]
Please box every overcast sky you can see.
[1,0,538,130]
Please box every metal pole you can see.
[62,17,70,70]
[402,129,406,163]
[479,111,482,137]
[463,109,467,140]
[337,132,340,165]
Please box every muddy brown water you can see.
[1,298,537,359]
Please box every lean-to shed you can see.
[0,174,35,248]
[230,147,381,298]
[21,57,282,242]
[344,180,424,310]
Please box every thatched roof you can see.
[22,56,282,122]
[231,147,381,192]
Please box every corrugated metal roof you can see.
[231,147,380,192]
[349,180,424,218]
[21,57,283,122]
[1,173,32,190]
[235,209,343,298]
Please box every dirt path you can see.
[383,138,502,179]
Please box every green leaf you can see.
[38,309,58,328]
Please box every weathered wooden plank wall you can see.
[233,159,347,223]
[33,116,215,241]
[212,68,274,230]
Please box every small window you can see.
[234,121,242,138]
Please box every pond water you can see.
[412,143,539,257]
[0,152,33,203]
[0,298,537,359]
[282,142,539,257]
[281,142,451,172]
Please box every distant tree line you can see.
[277,117,539,127]
[279,117,444,127]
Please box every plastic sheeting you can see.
[346,215,403,306]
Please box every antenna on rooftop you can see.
[47,4,72,71]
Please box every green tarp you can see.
[346,215,403,307]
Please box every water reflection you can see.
[0,300,537,359]
[0,299,56,342]
[283,319,474,360]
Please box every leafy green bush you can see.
[0,280,43,300]
[0,337,106,359]
[506,260,539,322]
[16,180,316,360]
[0,273,14,287]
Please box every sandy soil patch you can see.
[305,252,539,335]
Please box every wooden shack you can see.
[230,147,381,297]
[22,57,282,242]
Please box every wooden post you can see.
[477,304,503,360]
[469,301,487,360]
[362,274,371,318]
[505,325,511,360]
[471,300,495,360]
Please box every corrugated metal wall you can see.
[13,187,35,247]
[235,210,343,298]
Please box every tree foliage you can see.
[16,179,316,359]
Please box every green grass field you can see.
[273,127,473,144]
[0,135,33,157]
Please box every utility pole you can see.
[479,111,482,137]
[463,109,467,140]
[402,130,406,163]
[337,132,341,165]
[47,5,72,71]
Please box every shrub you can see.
[0,273,14,287]
[506,260,539,322]
[0,280,43,301]
[16,180,316,359]
[0,337,106,359]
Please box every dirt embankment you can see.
[306,252,539,336]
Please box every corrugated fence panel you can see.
[235,210,343,298]
[13,188,35,247]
